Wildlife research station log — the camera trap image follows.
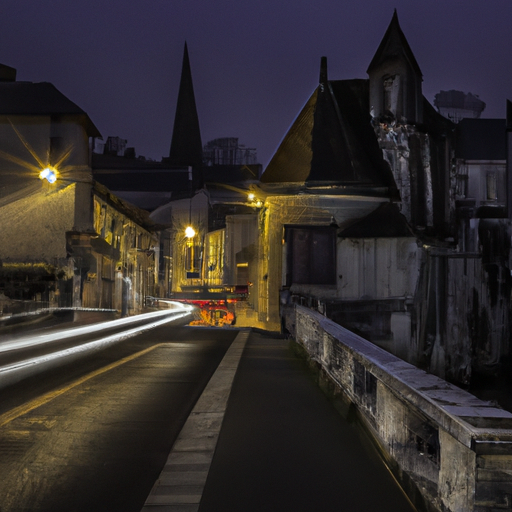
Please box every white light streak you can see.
[0,305,195,389]
[0,305,192,354]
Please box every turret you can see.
[367,10,423,125]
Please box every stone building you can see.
[258,11,512,384]
[0,65,158,315]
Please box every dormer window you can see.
[383,75,400,116]
[383,76,394,111]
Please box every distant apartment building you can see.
[203,137,258,166]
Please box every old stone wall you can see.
[337,236,419,299]
[290,304,512,512]
[412,219,511,384]
[0,183,76,262]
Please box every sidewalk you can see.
[143,330,416,512]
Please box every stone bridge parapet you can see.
[290,304,512,512]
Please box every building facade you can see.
[0,67,158,315]
[256,11,512,384]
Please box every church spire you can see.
[168,42,203,169]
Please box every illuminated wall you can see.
[0,183,76,262]
[0,113,157,313]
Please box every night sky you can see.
[2,0,511,167]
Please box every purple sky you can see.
[2,0,511,167]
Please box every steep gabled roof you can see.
[260,90,316,183]
[261,60,394,187]
[309,78,394,185]
[366,10,422,78]
[0,81,100,137]
[168,42,203,169]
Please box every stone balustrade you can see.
[290,304,512,512]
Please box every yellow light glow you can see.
[185,226,196,238]
[248,193,255,201]
[39,167,57,183]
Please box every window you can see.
[383,74,400,115]
[383,76,394,112]
[486,172,497,201]
[285,226,336,285]
[185,241,201,278]
[456,164,468,198]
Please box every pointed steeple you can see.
[367,10,423,124]
[367,10,422,78]
[168,42,203,169]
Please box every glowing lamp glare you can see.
[185,226,196,238]
[39,167,57,183]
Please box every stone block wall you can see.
[290,304,512,512]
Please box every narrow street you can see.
[0,322,419,512]
[0,325,236,512]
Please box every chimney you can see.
[319,56,328,87]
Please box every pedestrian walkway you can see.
[142,330,417,512]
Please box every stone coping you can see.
[299,305,512,450]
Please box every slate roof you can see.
[260,74,395,187]
[92,153,259,193]
[203,164,261,183]
[0,81,100,137]
[259,90,316,183]
[422,96,455,134]
[455,118,507,160]
[338,202,415,238]
[93,169,193,193]
[92,154,194,193]
[366,10,422,78]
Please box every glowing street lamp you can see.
[248,192,263,208]
[185,226,196,238]
[39,167,57,184]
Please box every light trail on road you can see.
[0,303,196,389]
[0,303,194,354]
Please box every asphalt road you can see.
[199,332,417,512]
[0,325,236,512]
